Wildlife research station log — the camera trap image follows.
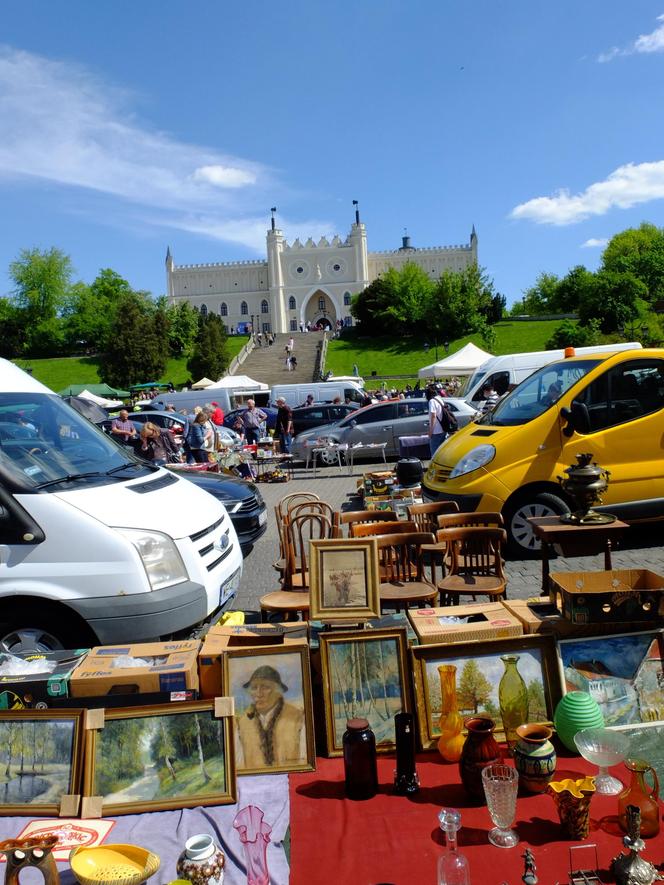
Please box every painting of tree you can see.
[458,660,493,714]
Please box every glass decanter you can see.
[437,808,470,885]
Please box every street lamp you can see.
[423,339,439,361]
[250,314,255,335]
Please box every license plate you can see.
[219,567,241,606]
[258,509,267,526]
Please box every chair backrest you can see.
[277,492,320,522]
[436,511,504,531]
[375,531,435,583]
[407,501,460,533]
[437,526,506,577]
[352,520,418,538]
[340,509,397,537]
[289,500,340,537]
[285,511,335,587]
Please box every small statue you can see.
[522,848,538,885]
[611,805,664,885]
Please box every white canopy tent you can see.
[191,377,215,390]
[78,389,123,409]
[417,342,493,379]
[206,374,269,391]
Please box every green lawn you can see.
[325,320,566,377]
[15,337,250,392]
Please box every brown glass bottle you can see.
[343,718,378,800]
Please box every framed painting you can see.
[309,538,381,621]
[83,701,235,815]
[557,629,664,727]
[222,644,316,775]
[411,635,561,750]
[319,626,411,756]
[0,710,84,815]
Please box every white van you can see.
[0,361,243,653]
[271,380,366,408]
[151,388,270,415]
[464,342,642,407]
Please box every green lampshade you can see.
[554,691,605,752]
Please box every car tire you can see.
[504,492,570,559]
[0,606,95,654]
[317,445,343,466]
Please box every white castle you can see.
[166,207,477,334]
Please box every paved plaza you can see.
[235,460,664,614]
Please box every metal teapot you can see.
[558,453,616,524]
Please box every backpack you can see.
[435,396,458,434]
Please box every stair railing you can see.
[227,336,255,375]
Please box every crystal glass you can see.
[481,763,519,848]
[437,808,470,885]
[574,727,629,795]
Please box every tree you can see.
[427,265,495,341]
[0,298,27,357]
[601,222,664,303]
[554,265,596,314]
[63,269,134,352]
[578,270,647,334]
[187,313,229,381]
[458,659,493,714]
[97,291,170,388]
[518,273,561,316]
[10,247,73,356]
[546,318,601,350]
[165,300,199,356]
[350,263,434,334]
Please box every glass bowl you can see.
[574,727,629,795]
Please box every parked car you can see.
[169,470,267,554]
[291,402,358,435]
[224,406,278,432]
[290,397,478,463]
[102,413,241,447]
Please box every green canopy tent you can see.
[57,383,131,398]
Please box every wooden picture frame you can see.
[83,701,235,815]
[411,635,562,750]
[319,626,411,756]
[557,629,664,728]
[222,644,316,775]
[309,538,381,621]
[0,709,84,816]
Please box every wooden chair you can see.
[436,511,504,530]
[351,519,418,538]
[340,509,397,537]
[289,500,340,536]
[273,493,320,573]
[434,526,507,606]
[375,532,438,612]
[406,501,460,534]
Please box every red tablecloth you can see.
[289,754,664,885]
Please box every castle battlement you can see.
[369,244,471,256]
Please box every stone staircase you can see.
[233,332,326,387]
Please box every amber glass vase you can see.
[498,655,528,752]
[618,759,660,838]
[437,665,465,763]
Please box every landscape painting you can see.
[0,711,83,814]
[319,627,410,755]
[558,630,664,727]
[412,636,560,749]
[85,701,234,814]
[309,539,380,621]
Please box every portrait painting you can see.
[222,644,315,775]
[309,538,380,621]
[0,710,83,815]
[412,636,560,749]
[319,627,411,756]
[83,701,235,815]
[558,630,664,727]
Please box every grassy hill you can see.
[325,320,565,378]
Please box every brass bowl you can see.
[70,844,160,885]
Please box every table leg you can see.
[541,541,551,595]
[604,539,613,570]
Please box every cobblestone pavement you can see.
[236,460,664,613]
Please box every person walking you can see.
[274,397,294,454]
[426,384,457,458]
[241,399,267,445]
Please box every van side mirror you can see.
[561,401,591,437]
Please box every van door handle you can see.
[382,426,390,431]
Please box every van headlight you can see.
[115,528,188,590]
[449,444,496,478]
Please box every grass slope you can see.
[325,320,565,377]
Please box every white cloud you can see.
[192,165,257,188]
[510,160,664,225]
[598,13,664,62]
[581,238,609,248]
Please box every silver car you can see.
[291,397,478,464]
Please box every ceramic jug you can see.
[618,759,660,838]
[176,835,225,885]
[458,716,502,801]
[513,723,557,793]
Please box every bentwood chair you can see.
[340,509,398,537]
[351,520,418,538]
[273,493,320,573]
[434,526,507,606]
[406,501,460,534]
[375,532,438,612]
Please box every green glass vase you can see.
[498,654,529,752]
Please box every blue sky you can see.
[2,1,664,307]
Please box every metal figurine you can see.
[521,848,538,885]
[611,805,664,885]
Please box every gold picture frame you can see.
[411,635,562,750]
[309,538,381,621]
[222,643,316,776]
[0,709,84,816]
[82,701,235,815]
[319,626,411,756]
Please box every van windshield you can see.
[0,394,148,491]
[343,387,364,404]
[480,359,602,426]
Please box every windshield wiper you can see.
[106,461,143,475]
[35,471,106,490]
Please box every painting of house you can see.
[633,638,664,722]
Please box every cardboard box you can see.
[309,611,419,649]
[198,624,308,698]
[69,641,200,697]
[407,602,523,645]
[50,689,197,709]
[0,649,89,709]
[549,569,664,625]
[501,596,657,638]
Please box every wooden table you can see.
[528,515,629,593]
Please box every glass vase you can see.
[437,665,465,763]
[498,654,528,752]
[618,759,660,838]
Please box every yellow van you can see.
[423,348,664,556]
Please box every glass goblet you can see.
[481,763,519,848]
[574,726,629,795]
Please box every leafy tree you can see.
[97,291,169,388]
[485,292,507,324]
[351,263,434,334]
[0,298,27,357]
[601,222,664,302]
[517,272,561,315]
[546,318,602,350]
[427,265,495,341]
[9,247,73,356]
[350,277,391,330]
[187,313,229,381]
[63,269,134,352]
[458,659,493,714]
[578,270,647,334]
[554,265,596,314]
[165,300,199,356]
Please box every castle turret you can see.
[470,225,478,263]
[267,209,287,333]
[349,201,369,291]
[165,247,175,301]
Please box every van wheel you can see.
[504,492,570,559]
[0,614,86,654]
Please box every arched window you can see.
[240,301,248,315]
[261,299,269,314]
[220,302,228,316]
[318,297,325,311]
[288,296,296,310]
[343,291,351,306]
[200,304,208,317]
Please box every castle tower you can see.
[267,210,287,333]
[348,202,369,292]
